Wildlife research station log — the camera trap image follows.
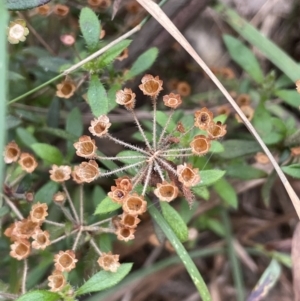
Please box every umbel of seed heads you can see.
[72,74,226,210]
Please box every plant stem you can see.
[89,238,102,256]
[106,134,150,155]
[142,162,153,196]
[22,259,28,294]
[221,208,244,301]
[101,160,146,177]
[50,229,78,245]
[2,195,24,220]
[62,183,80,224]
[131,109,152,150]
[72,229,83,251]
[0,1,8,187]
[148,200,212,301]
[79,184,84,224]
[152,98,157,150]
[44,220,65,227]
[89,217,113,228]
[158,109,174,147]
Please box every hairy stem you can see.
[101,160,146,177]
[62,183,80,224]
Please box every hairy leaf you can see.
[6,0,51,10]
[31,143,63,165]
[16,290,60,301]
[94,196,121,215]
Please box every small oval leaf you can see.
[198,169,226,187]
[6,0,51,10]
[31,143,63,165]
[16,290,60,301]
[87,75,108,117]
[160,202,188,242]
[282,164,300,179]
[94,196,122,215]
[79,7,101,50]
[76,263,133,296]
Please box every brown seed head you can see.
[176,122,185,133]
[122,193,147,215]
[31,229,51,250]
[235,105,254,123]
[13,218,40,239]
[120,212,140,229]
[207,121,227,139]
[18,153,38,173]
[76,160,100,183]
[71,166,84,184]
[116,88,136,110]
[74,135,97,159]
[254,152,270,164]
[56,80,76,99]
[190,135,211,156]
[53,4,69,17]
[4,223,17,241]
[54,250,78,272]
[139,74,163,98]
[36,4,51,16]
[154,181,179,202]
[236,94,251,107]
[53,191,67,204]
[3,141,21,164]
[291,146,300,157]
[116,48,129,61]
[115,225,136,242]
[177,163,200,187]
[30,202,48,223]
[163,93,182,109]
[89,115,111,137]
[48,270,66,292]
[108,186,128,204]
[97,252,120,272]
[176,81,191,97]
[115,176,132,192]
[194,107,214,130]
[88,0,111,9]
[10,239,31,260]
[49,165,71,183]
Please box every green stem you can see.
[0,0,8,186]
[221,208,244,301]
[8,74,64,105]
[148,200,212,301]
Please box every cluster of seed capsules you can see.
[70,74,227,240]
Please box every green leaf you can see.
[226,162,267,180]
[219,140,261,159]
[223,35,264,83]
[215,3,300,82]
[262,171,276,207]
[275,90,300,108]
[6,0,51,10]
[87,75,108,117]
[125,48,159,80]
[6,115,21,130]
[79,7,101,50]
[160,202,189,242]
[192,186,210,200]
[38,57,70,73]
[198,169,226,187]
[31,143,63,165]
[148,200,212,301]
[92,186,106,207]
[107,83,121,112]
[94,196,122,215]
[214,178,238,208]
[247,259,281,301]
[66,107,83,138]
[16,290,60,301]
[16,128,37,148]
[209,141,224,153]
[156,111,177,134]
[38,127,78,142]
[35,181,59,204]
[282,164,300,179]
[76,263,133,296]
[96,40,132,69]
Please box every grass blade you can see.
[148,200,212,301]
[0,0,8,187]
